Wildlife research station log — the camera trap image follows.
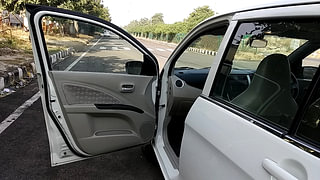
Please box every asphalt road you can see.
[0,36,177,180]
[51,35,216,73]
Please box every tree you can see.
[151,13,164,25]
[124,6,215,42]
[58,0,111,21]
[0,0,111,21]
[184,6,214,32]
[138,17,150,26]
[0,0,59,13]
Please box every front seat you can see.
[231,54,298,128]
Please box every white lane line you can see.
[167,48,174,52]
[156,48,165,52]
[123,47,131,50]
[0,92,40,134]
[147,48,154,51]
[64,37,102,71]
[99,46,107,50]
[112,47,119,51]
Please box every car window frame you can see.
[285,66,320,158]
[207,18,320,158]
[31,6,159,74]
[208,20,287,136]
[167,21,230,75]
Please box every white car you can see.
[27,1,320,179]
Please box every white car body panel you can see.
[180,98,320,179]
[155,2,320,179]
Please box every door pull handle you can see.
[262,159,298,180]
[121,84,134,93]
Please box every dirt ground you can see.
[0,26,34,74]
[0,25,93,75]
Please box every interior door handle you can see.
[120,84,134,93]
[262,159,298,180]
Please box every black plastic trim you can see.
[284,135,320,158]
[94,104,144,114]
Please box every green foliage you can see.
[151,13,164,25]
[184,5,214,32]
[0,0,111,21]
[58,0,111,21]
[124,6,215,43]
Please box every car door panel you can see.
[180,97,318,180]
[50,71,156,155]
[27,4,158,165]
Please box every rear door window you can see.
[210,20,320,129]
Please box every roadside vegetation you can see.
[0,0,111,21]
[0,0,109,71]
[124,6,214,43]
[0,0,110,52]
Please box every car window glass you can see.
[303,49,320,68]
[301,49,320,79]
[41,16,145,75]
[296,83,320,147]
[210,20,320,129]
[173,26,227,89]
[175,34,223,69]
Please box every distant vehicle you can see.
[102,30,111,37]
[27,1,320,179]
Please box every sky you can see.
[103,0,281,27]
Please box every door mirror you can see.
[125,61,143,75]
[250,39,268,48]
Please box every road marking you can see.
[112,47,119,51]
[0,92,40,134]
[99,46,107,50]
[167,48,174,52]
[64,37,102,71]
[156,48,165,52]
[123,47,131,50]
[147,48,154,51]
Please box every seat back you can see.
[231,54,298,128]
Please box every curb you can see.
[0,48,73,91]
[49,47,74,65]
[135,36,216,56]
[0,62,36,91]
[187,47,217,56]
[135,37,178,48]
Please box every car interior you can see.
[163,20,320,158]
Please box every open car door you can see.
[26,4,159,166]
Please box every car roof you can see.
[194,0,320,34]
[233,0,320,13]
[205,0,320,21]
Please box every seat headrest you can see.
[255,54,291,89]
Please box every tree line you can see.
[124,6,214,43]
